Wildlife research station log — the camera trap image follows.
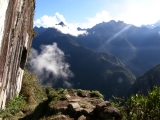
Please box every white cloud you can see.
[33,11,114,35]
[29,43,73,87]
[34,15,58,27]
[78,10,112,28]
[113,0,160,26]
[34,1,160,32]
[34,13,87,36]
[55,12,66,24]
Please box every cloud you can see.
[34,12,87,36]
[55,12,66,24]
[34,11,115,31]
[114,0,160,26]
[29,43,73,87]
[78,10,112,28]
[34,3,160,33]
[34,0,160,30]
[34,15,58,27]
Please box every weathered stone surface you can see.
[81,90,90,97]
[94,101,121,120]
[0,0,35,109]
[91,98,104,105]
[97,106,121,120]
[52,115,68,120]
[52,90,122,120]
[78,115,86,120]
[68,98,81,102]
[68,102,81,109]
[96,101,111,110]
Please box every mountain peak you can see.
[56,21,66,27]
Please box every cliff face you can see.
[0,0,35,109]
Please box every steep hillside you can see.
[72,21,160,77]
[127,64,160,95]
[1,70,160,120]
[0,70,122,120]
[34,21,160,77]
[32,28,136,99]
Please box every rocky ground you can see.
[45,89,121,120]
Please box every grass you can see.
[0,95,27,119]
[0,69,47,119]
[90,90,104,98]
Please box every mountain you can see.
[126,64,160,95]
[71,20,160,77]
[56,21,66,27]
[32,27,136,99]
[32,20,160,98]
[142,20,160,29]
[34,26,48,35]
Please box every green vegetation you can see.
[111,86,160,120]
[90,90,104,98]
[0,95,27,119]
[0,70,104,119]
[20,69,47,105]
[0,69,47,119]
[47,88,68,109]
[1,69,160,120]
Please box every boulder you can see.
[0,0,35,109]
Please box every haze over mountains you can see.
[31,20,160,99]
[142,20,160,29]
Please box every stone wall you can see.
[0,0,35,109]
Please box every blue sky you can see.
[35,0,112,23]
[34,0,160,35]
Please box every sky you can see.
[34,0,160,29]
[31,0,160,86]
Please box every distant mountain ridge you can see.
[32,20,160,98]
[32,26,136,99]
[70,20,160,77]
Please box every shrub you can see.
[111,86,160,120]
[90,90,104,98]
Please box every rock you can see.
[94,101,121,120]
[96,101,111,110]
[82,108,94,115]
[75,107,83,112]
[91,98,104,105]
[81,90,90,97]
[98,106,121,120]
[78,115,86,120]
[0,0,35,109]
[56,106,68,112]
[65,94,71,98]
[68,103,80,109]
[104,106,120,115]
[52,90,121,120]
[53,115,67,120]
[68,98,81,102]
